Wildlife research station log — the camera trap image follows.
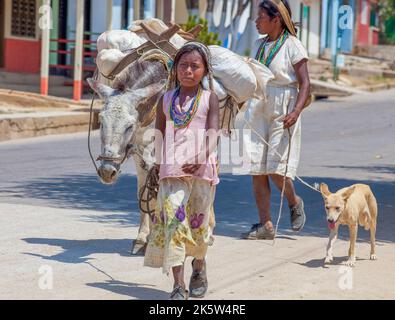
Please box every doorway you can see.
[0,0,5,68]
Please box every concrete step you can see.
[342,66,384,78]
[310,78,368,97]
[0,70,39,85]
[0,82,92,99]
[0,70,69,86]
[320,48,332,60]
[0,88,99,111]
[0,110,100,142]
[0,83,40,93]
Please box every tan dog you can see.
[320,183,378,267]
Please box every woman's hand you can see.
[283,109,300,129]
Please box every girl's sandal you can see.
[189,259,208,298]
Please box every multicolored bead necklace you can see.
[169,86,202,128]
[256,30,289,67]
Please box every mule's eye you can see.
[336,206,340,211]
[325,206,329,210]
[125,125,133,132]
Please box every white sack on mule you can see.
[208,45,273,104]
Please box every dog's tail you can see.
[364,186,378,230]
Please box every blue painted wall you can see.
[320,0,356,56]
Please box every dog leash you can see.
[241,99,321,246]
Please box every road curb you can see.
[356,81,395,92]
[0,111,99,142]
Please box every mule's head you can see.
[88,77,165,184]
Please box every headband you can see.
[269,0,297,36]
[184,41,212,65]
[168,41,215,91]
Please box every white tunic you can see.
[237,35,309,178]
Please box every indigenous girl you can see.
[242,0,311,240]
[144,42,220,300]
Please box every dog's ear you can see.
[320,183,331,198]
[341,185,356,201]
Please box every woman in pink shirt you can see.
[144,42,220,300]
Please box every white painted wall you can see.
[91,0,108,38]
[308,0,320,58]
[289,0,321,58]
[144,0,156,19]
[128,0,135,25]
[112,0,123,29]
[175,0,188,24]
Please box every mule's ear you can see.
[124,80,167,105]
[341,186,356,201]
[320,183,331,198]
[87,78,116,100]
[136,80,167,124]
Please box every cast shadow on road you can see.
[22,238,134,263]
[21,236,168,299]
[86,280,168,300]
[5,169,394,243]
[214,173,395,245]
[296,256,371,269]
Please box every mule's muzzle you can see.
[98,162,120,184]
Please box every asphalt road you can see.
[1,89,394,299]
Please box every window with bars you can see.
[11,0,36,38]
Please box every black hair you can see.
[258,0,297,34]
[168,42,211,89]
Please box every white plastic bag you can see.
[96,48,127,79]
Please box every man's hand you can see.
[283,109,300,129]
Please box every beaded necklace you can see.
[256,30,289,67]
[169,86,202,128]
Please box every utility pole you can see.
[73,0,84,101]
[134,0,140,20]
[171,0,176,22]
[40,0,51,96]
[331,0,340,81]
[106,0,113,30]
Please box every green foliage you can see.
[379,0,395,43]
[379,0,395,21]
[243,48,251,57]
[181,15,222,46]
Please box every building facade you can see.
[0,0,166,74]
[320,0,379,58]
[0,0,42,73]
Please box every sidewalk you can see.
[1,202,393,300]
[1,90,394,299]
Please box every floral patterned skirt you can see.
[144,177,216,274]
